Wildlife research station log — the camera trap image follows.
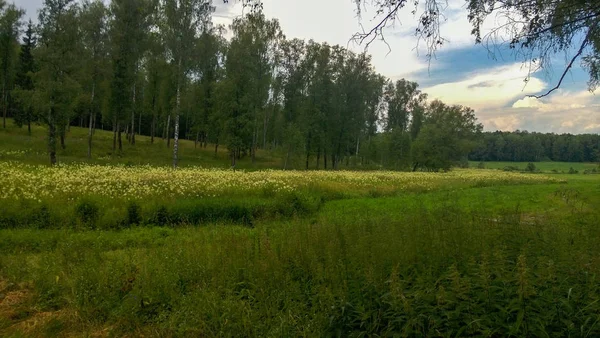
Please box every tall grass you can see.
[1,183,599,336]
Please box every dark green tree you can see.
[412,100,483,171]
[0,2,24,128]
[13,20,36,133]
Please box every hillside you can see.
[0,120,283,169]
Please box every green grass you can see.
[2,120,600,336]
[0,119,283,169]
[1,174,600,336]
[471,160,599,173]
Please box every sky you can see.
[18,0,600,134]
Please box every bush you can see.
[525,162,537,172]
[75,199,101,228]
[568,167,579,174]
[477,161,485,169]
[457,159,470,168]
[126,202,142,226]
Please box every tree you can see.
[163,0,214,168]
[13,20,36,134]
[108,0,153,152]
[353,0,600,96]
[34,0,81,165]
[0,2,24,128]
[411,101,483,171]
[79,0,108,158]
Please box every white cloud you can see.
[261,0,429,77]
[512,90,594,112]
[478,89,600,133]
[422,63,546,110]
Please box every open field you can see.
[1,159,600,336]
[2,121,600,336]
[470,160,599,173]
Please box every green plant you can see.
[126,202,142,226]
[75,199,101,228]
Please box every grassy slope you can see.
[0,120,282,169]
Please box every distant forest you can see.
[470,131,600,163]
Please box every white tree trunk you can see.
[172,59,182,168]
[87,82,96,159]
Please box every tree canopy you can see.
[4,1,487,170]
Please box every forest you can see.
[470,131,600,163]
[2,0,484,171]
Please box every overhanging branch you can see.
[529,28,591,99]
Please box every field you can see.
[470,160,598,173]
[1,122,600,336]
[0,120,282,169]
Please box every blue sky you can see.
[20,0,600,134]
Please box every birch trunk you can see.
[87,83,96,159]
[48,108,57,165]
[172,59,182,168]
[131,82,136,145]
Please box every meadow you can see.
[1,122,600,337]
[470,160,599,173]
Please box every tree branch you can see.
[350,1,407,48]
[529,27,592,99]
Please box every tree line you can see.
[4,0,482,170]
[470,131,600,163]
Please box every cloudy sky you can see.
[20,0,600,134]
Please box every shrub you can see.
[149,205,170,226]
[126,202,142,226]
[477,161,485,169]
[75,199,101,228]
[525,162,537,172]
[568,167,579,174]
[457,159,470,168]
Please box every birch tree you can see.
[34,0,80,165]
[80,0,108,158]
[162,0,213,168]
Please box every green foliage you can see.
[525,162,537,172]
[126,201,142,226]
[75,198,100,228]
[470,131,600,163]
[1,178,600,336]
[412,100,482,171]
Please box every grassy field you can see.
[0,120,283,169]
[470,160,599,173]
[1,121,600,336]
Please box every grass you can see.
[0,119,283,169]
[1,177,599,336]
[471,160,599,173]
[1,121,600,336]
